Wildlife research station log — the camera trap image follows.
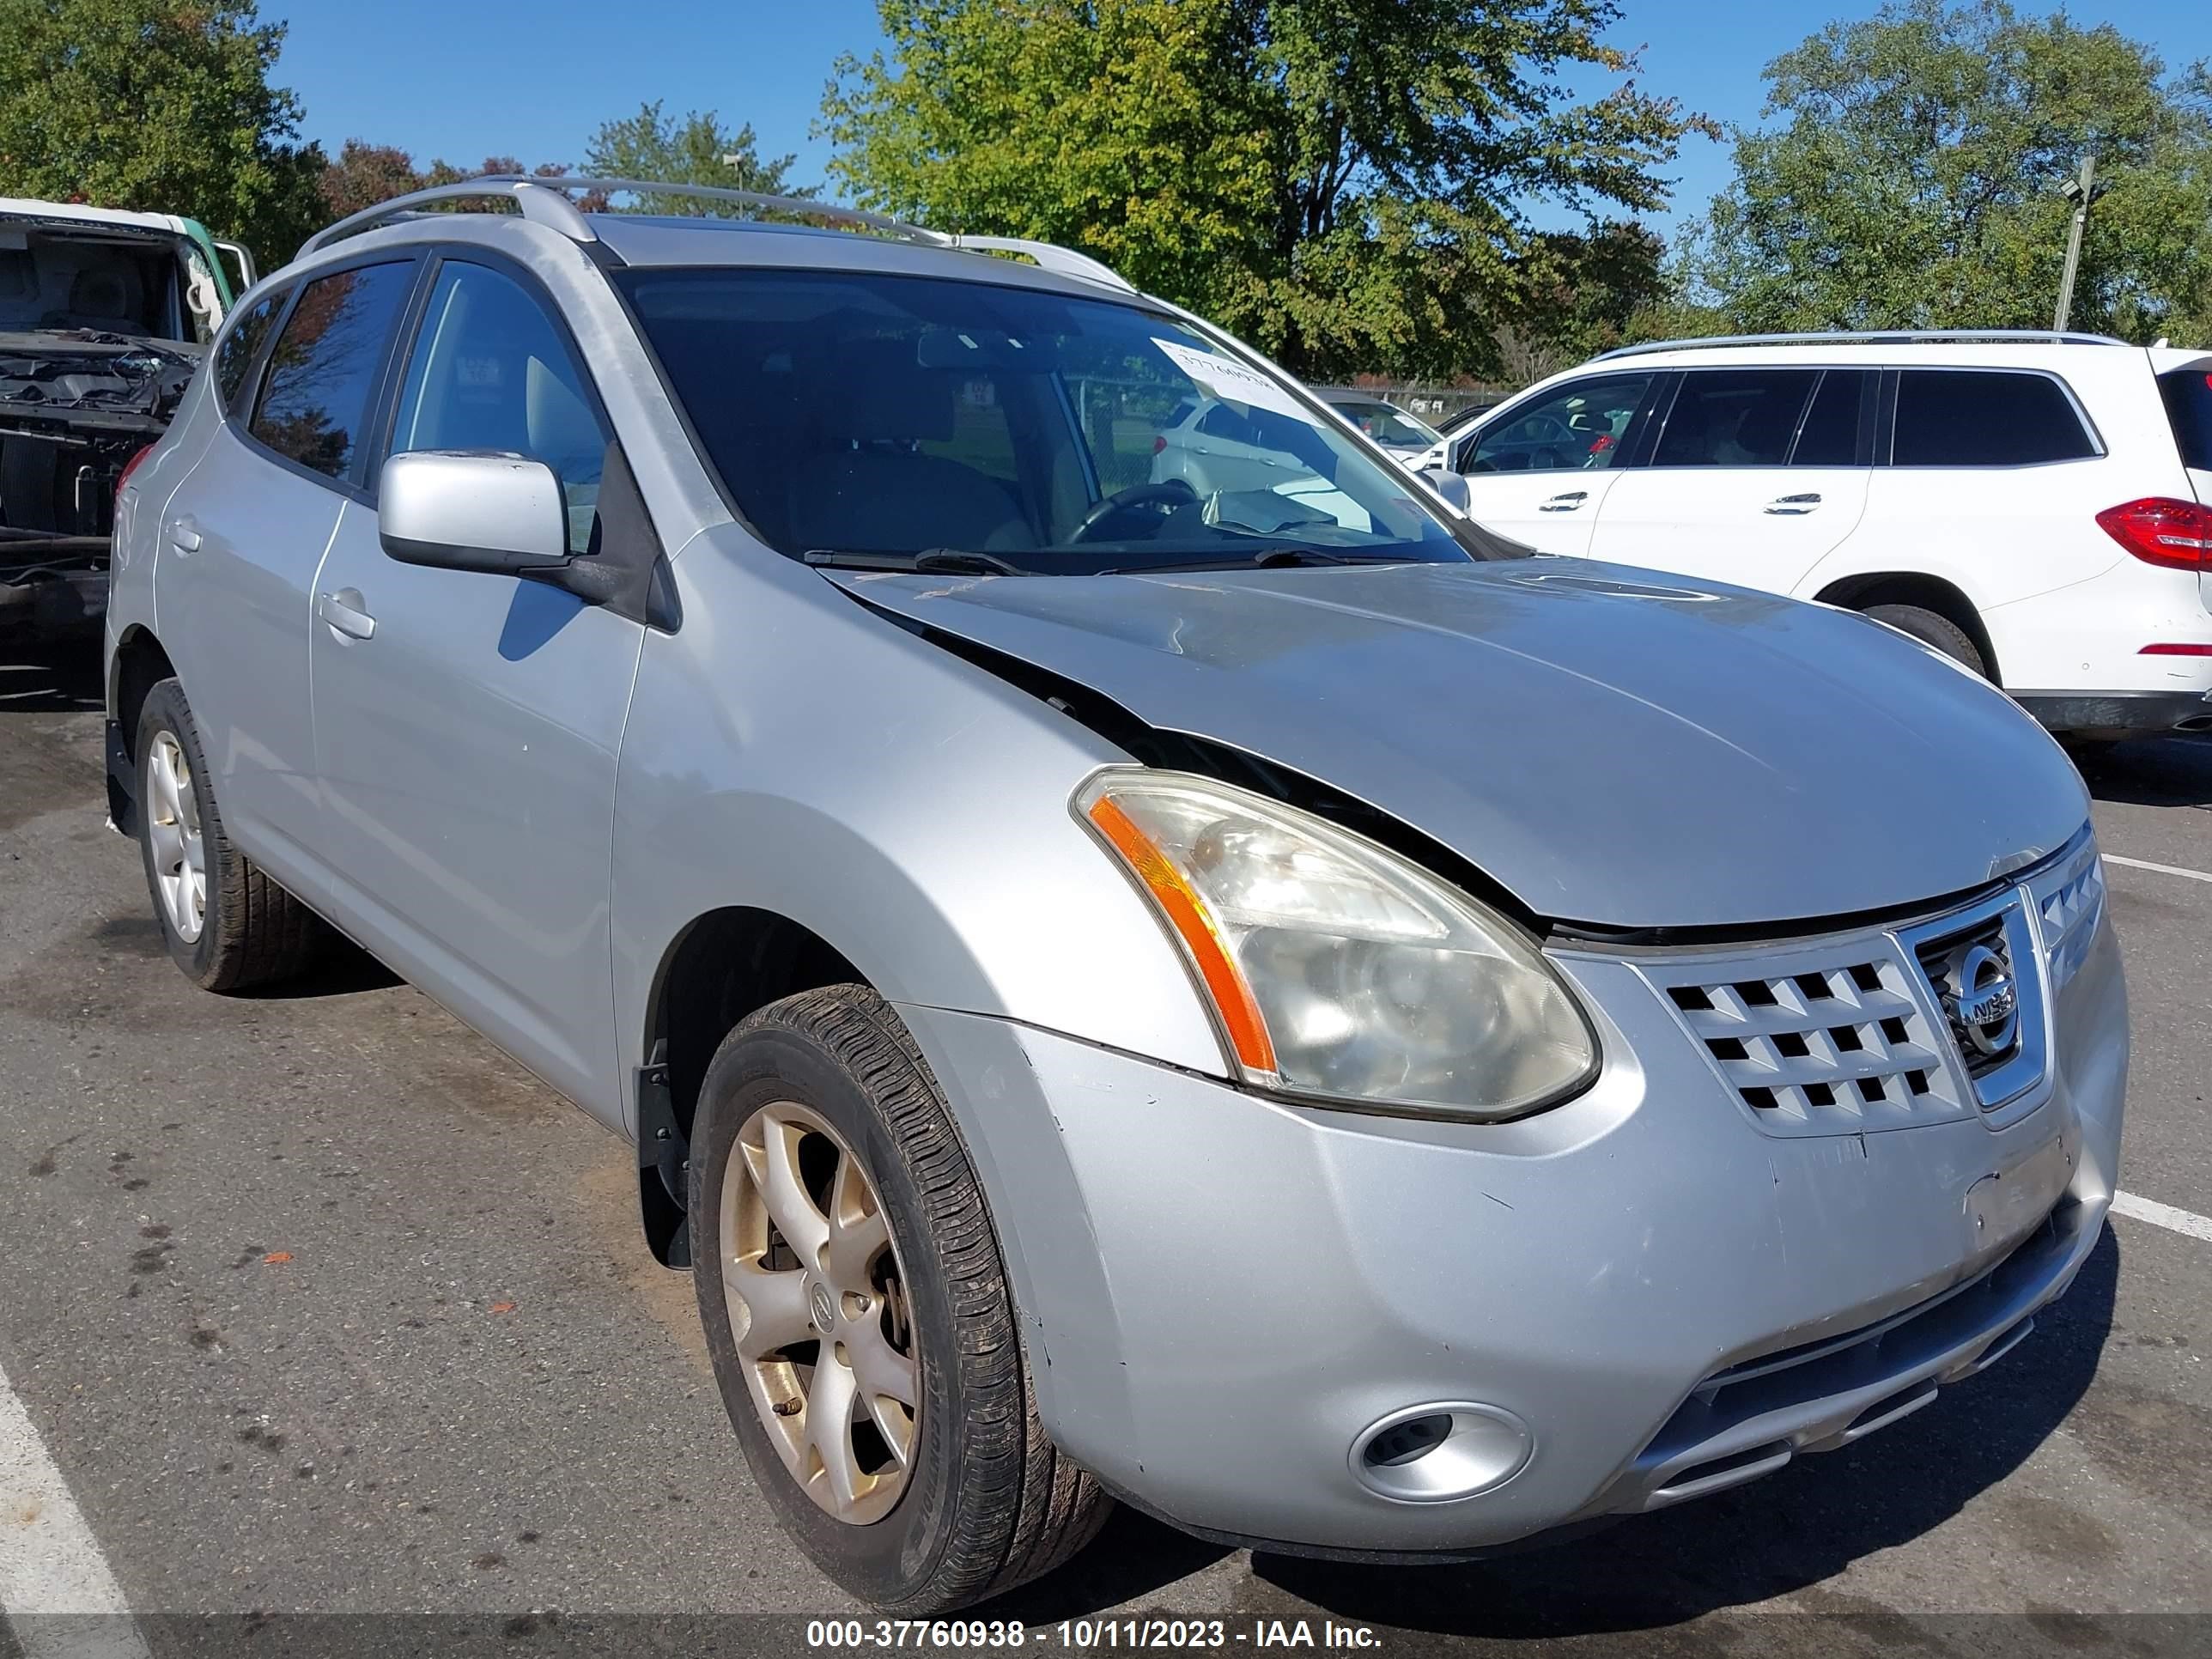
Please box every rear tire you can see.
[1863,604,1988,678]
[134,678,329,991]
[690,984,1108,1613]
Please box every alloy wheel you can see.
[720,1100,919,1524]
[146,731,206,943]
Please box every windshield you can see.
[1330,399,1439,447]
[0,223,199,343]
[616,267,1481,574]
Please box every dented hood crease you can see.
[830,561,2089,931]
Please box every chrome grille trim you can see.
[1637,835,2089,1138]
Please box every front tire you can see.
[134,678,328,990]
[690,985,1107,1612]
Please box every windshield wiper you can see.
[804,548,1026,577]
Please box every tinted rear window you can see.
[250,262,415,480]
[1892,370,2098,467]
[2159,366,2212,472]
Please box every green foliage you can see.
[1681,0,2212,342]
[0,0,325,272]
[822,0,1708,379]
[582,101,811,214]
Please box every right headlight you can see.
[1075,769,1598,1121]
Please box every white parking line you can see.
[0,1357,149,1659]
[2112,1191,2212,1244]
[2105,853,2212,885]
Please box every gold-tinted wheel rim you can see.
[720,1100,918,1524]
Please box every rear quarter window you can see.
[213,289,286,413]
[1892,370,2099,467]
[2158,367,2212,472]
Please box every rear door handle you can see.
[1539,491,1590,513]
[317,589,376,641]
[167,517,202,553]
[1765,493,1822,515]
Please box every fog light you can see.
[1350,1401,1533,1503]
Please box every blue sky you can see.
[271,0,2206,241]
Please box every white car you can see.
[1433,331,2212,739]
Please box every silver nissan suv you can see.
[103,177,2127,1613]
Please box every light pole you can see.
[2052,152,2104,331]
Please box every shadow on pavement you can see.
[2072,732,2212,810]
[0,641,104,715]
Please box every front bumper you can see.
[896,888,2127,1557]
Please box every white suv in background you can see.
[1434,331,2212,739]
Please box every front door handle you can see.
[1765,493,1823,515]
[317,589,376,641]
[1539,491,1590,513]
[167,517,202,553]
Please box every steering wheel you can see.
[1071,479,1198,543]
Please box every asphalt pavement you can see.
[3,641,2208,1659]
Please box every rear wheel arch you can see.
[109,625,178,757]
[1814,572,2000,683]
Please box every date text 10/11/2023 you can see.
[805,1620,1386,1649]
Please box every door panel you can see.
[1455,370,1658,556]
[1589,467,1871,591]
[160,426,342,867]
[307,508,641,1114]
[306,258,639,1121]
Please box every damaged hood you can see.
[0,331,199,430]
[832,560,2090,932]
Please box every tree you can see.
[0,0,325,272]
[319,140,424,222]
[582,101,809,214]
[821,0,1709,380]
[1680,0,2212,341]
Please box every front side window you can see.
[1650,370,1821,468]
[617,267,1478,574]
[388,262,610,554]
[1892,370,2098,467]
[213,288,286,413]
[1461,374,1654,475]
[250,262,416,480]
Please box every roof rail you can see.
[298,178,596,259]
[1593,328,2130,361]
[940,234,1136,294]
[295,174,1139,293]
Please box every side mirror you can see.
[380,451,618,604]
[1420,466,1472,514]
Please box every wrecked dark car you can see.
[1,198,246,641]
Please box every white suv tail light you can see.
[2096,496,2212,572]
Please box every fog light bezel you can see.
[1349,1401,1534,1504]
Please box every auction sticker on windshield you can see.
[1152,337,1322,424]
